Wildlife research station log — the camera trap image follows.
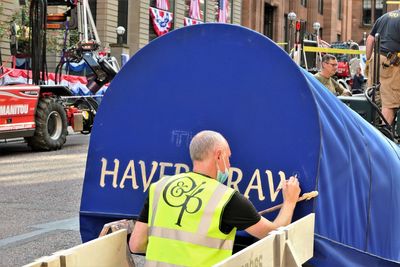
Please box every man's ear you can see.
[215,148,222,160]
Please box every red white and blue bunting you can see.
[184,17,203,26]
[149,7,174,36]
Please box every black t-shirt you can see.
[138,189,261,234]
[370,10,400,54]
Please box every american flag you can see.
[218,0,228,23]
[189,0,202,20]
[156,0,170,11]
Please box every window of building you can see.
[88,0,97,24]
[375,0,383,20]
[363,0,372,25]
[185,0,205,21]
[338,0,342,20]
[318,0,323,15]
[118,0,128,44]
[337,33,341,41]
[264,3,274,39]
[363,0,383,25]
[301,0,307,7]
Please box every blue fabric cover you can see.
[79,24,400,265]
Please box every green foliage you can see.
[0,1,79,54]
[0,4,4,38]
[0,2,29,39]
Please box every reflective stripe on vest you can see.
[146,172,236,267]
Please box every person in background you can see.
[351,66,365,94]
[366,9,400,126]
[129,130,301,267]
[314,54,352,97]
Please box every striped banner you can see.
[149,7,174,36]
[184,17,203,26]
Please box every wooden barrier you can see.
[23,229,133,267]
[213,213,315,267]
[24,214,313,267]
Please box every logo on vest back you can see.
[162,176,206,226]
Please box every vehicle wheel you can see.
[27,97,68,151]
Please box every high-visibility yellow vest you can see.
[146,172,237,267]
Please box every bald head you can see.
[189,130,228,162]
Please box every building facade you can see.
[242,0,353,45]
[242,0,400,47]
[352,0,398,45]
[1,0,399,63]
[0,0,241,62]
[116,0,242,53]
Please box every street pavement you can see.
[0,133,89,266]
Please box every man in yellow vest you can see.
[129,130,301,266]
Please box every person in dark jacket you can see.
[352,66,365,93]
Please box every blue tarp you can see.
[79,24,400,265]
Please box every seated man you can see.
[314,54,352,96]
[129,130,301,267]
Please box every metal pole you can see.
[77,2,83,43]
[85,0,101,45]
[373,33,380,91]
[288,22,292,53]
[83,0,88,43]
[371,33,380,123]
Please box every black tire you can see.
[27,97,68,151]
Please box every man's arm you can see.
[244,176,300,239]
[366,35,375,60]
[129,221,149,253]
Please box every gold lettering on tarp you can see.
[227,167,243,191]
[267,170,286,202]
[159,162,174,179]
[243,169,265,201]
[100,158,120,188]
[120,160,139,189]
[174,163,190,174]
[139,160,158,192]
[97,157,291,203]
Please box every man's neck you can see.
[319,71,331,79]
[193,161,216,179]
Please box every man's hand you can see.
[282,176,301,205]
[342,90,352,96]
[245,176,301,239]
